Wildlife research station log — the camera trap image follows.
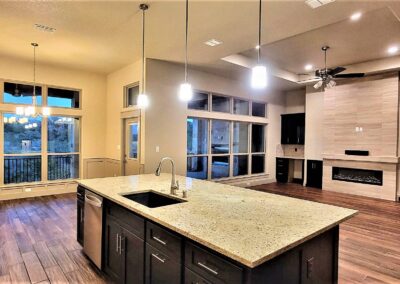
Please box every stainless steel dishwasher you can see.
[83,190,103,269]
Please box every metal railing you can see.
[4,155,77,184]
[4,156,41,184]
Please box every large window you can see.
[187,90,267,118]
[2,81,81,185]
[187,117,266,180]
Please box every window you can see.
[187,118,208,179]
[211,120,230,154]
[212,156,229,179]
[188,91,208,110]
[129,123,139,159]
[48,88,80,108]
[47,116,80,180]
[187,117,266,180]
[233,99,249,115]
[125,84,139,108]
[3,113,42,184]
[212,95,230,113]
[233,122,248,153]
[252,102,266,117]
[3,82,42,105]
[1,81,81,185]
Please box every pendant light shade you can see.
[179,82,193,101]
[251,0,267,89]
[138,4,149,109]
[178,0,193,101]
[251,65,267,89]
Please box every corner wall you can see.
[144,59,285,181]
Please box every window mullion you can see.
[42,116,48,182]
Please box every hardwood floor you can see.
[0,186,399,283]
[0,193,107,283]
[251,183,400,284]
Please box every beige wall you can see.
[305,86,324,160]
[0,56,107,178]
[284,89,305,114]
[144,59,286,181]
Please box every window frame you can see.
[123,82,140,109]
[0,79,82,186]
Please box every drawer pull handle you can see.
[197,262,218,275]
[151,253,166,263]
[153,236,167,246]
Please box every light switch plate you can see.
[156,146,160,153]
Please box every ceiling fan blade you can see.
[328,67,346,75]
[334,73,365,78]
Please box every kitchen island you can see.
[78,174,357,284]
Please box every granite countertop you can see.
[78,174,357,268]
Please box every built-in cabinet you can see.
[306,160,323,189]
[281,113,305,145]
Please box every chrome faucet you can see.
[155,157,179,195]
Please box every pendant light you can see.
[251,0,267,89]
[16,43,51,117]
[137,4,150,109]
[178,0,193,101]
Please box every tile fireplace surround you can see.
[323,157,397,201]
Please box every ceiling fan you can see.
[313,46,365,89]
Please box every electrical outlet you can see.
[25,188,32,192]
[156,146,160,153]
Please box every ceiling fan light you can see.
[137,93,149,109]
[313,80,323,89]
[179,82,193,101]
[251,65,267,89]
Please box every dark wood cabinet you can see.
[307,160,323,189]
[276,158,289,183]
[184,268,211,284]
[146,244,182,284]
[76,186,85,246]
[104,204,145,284]
[281,113,305,145]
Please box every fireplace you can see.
[332,167,383,186]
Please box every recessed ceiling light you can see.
[350,12,362,21]
[34,23,56,33]
[304,64,313,71]
[255,45,260,50]
[204,39,222,47]
[305,0,335,9]
[388,46,399,55]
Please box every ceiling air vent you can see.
[305,0,335,9]
[34,24,56,33]
[204,39,222,47]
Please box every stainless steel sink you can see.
[120,191,186,208]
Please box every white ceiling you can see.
[0,1,400,90]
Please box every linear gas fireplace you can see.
[332,167,383,186]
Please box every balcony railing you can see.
[4,155,77,184]
[4,156,41,184]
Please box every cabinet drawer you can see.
[185,268,211,284]
[146,244,181,284]
[106,201,145,239]
[185,242,243,284]
[146,221,182,261]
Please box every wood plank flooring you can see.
[0,194,107,283]
[251,183,400,284]
[0,186,399,283]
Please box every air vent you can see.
[305,0,335,9]
[34,24,56,33]
[204,39,222,47]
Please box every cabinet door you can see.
[76,199,84,246]
[281,115,290,144]
[145,244,181,284]
[184,268,211,284]
[104,216,123,282]
[121,228,145,284]
[295,113,305,145]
